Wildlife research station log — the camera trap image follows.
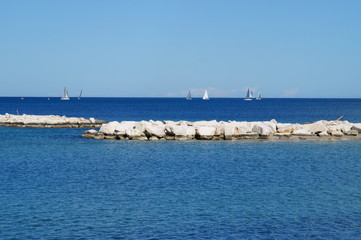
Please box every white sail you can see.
[202,90,209,100]
[256,92,261,100]
[186,90,192,100]
[244,88,252,101]
[61,87,70,100]
[78,90,82,100]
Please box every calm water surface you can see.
[0,98,361,239]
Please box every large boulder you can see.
[232,121,252,134]
[125,128,147,140]
[345,129,358,136]
[277,123,294,133]
[82,129,98,138]
[214,123,225,137]
[293,128,312,136]
[99,121,121,135]
[169,125,196,140]
[351,123,361,133]
[252,124,273,136]
[263,121,277,132]
[309,122,327,134]
[325,121,352,133]
[224,125,238,140]
[114,121,139,135]
[144,123,166,138]
[196,126,216,140]
[330,130,344,137]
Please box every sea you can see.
[0,97,361,239]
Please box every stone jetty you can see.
[82,119,361,141]
[0,114,106,128]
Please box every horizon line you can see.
[1,96,361,99]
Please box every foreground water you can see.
[1,98,361,239]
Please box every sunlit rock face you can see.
[82,119,361,141]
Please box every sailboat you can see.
[61,87,70,100]
[256,92,261,100]
[202,90,209,100]
[78,90,82,100]
[186,90,192,100]
[244,88,252,101]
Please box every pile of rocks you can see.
[82,119,361,141]
[0,114,106,128]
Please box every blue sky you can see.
[0,0,360,97]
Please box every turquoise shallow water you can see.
[1,98,361,239]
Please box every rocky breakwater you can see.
[82,119,361,141]
[0,113,107,128]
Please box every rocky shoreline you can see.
[82,119,361,141]
[0,114,106,128]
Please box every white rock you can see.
[144,125,166,138]
[86,129,97,134]
[177,120,189,126]
[263,121,277,132]
[170,125,196,139]
[224,125,238,140]
[339,124,352,133]
[99,121,121,134]
[196,126,216,139]
[193,120,218,128]
[345,130,358,136]
[163,121,176,126]
[330,130,343,137]
[114,121,143,135]
[317,131,329,137]
[309,122,327,134]
[125,128,147,140]
[0,114,101,126]
[149,136,159,141]
[232,122,252,134]
[351,124,361,133]
[252,124,273,136]
[277,123,294,133]
[274,132,291,137]
[293,128,312,135]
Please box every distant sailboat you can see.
[78,90,82,100]
[244,88,252,101]
[61,87,70,100]
[202,90,209,100]
[256,92,261,100]
[186,90,192,100]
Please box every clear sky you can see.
[0,0,360,98]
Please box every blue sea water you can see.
[1,97,361,239]
[1,97,361,123]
